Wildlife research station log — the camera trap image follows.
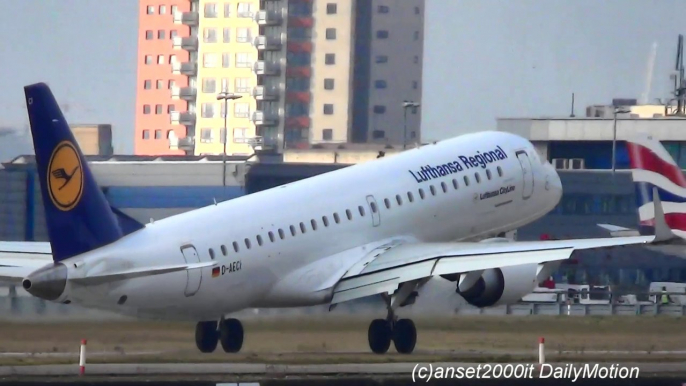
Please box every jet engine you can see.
[451,263,539,308]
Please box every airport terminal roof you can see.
[3,154,251,166]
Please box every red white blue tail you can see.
[627,134,686,238]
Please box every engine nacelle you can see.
[455,263,539,308]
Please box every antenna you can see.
[570,93,575,117]
[640,42,658,105]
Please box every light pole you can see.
[402,100,420,150]
[611,106,630,174]
[217,91,242,187]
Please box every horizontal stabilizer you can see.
[69,261,216,286]
[597,224,640,237]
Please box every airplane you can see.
[0,83,678,355]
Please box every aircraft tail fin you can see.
[24,83,124,262]
[627,133,686,239]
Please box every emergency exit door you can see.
[180,245,202,297]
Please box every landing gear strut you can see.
[367,281,420,354]
[195,318,244,353]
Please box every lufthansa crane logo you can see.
[47,141,83,211]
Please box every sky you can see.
[1,0,686,158]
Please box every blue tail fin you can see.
[24,83,124,262]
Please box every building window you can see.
[200,128,213,143]
[373,105,386,114]
[146,6,155,14]
[219,128,227,144]
[169,55,177,64]
[413,81,419,89]
[145,55,153,64]
[414,55,419,64]
[415,6,421,14]
[372,130,385,139]
[159,5,166,14]
[170,30,178,39]
[156,80,163,89]
[167,104,175,113]
[376,30,389,39]
[145,30,153,40]
[325,53,335,65]
[235,52,251,67]
[155,104,163,114]
[222,53,230,68]
[204,3,217,18]
[143,80,151,89]
[143,105,151,114]
[233,127,248,143]
[378,5,389,13]
[201,103,216,118]
[374,80,387,89]
[158,30,165,39]
[203,53,218,68]
[223,27,231,43]
[154,129,162,139]
[224,3,232,17]
[157,55,164,64]
[323,129,333,141]
[236,27,251,43]
[203,28,217,43]
[237,2,254,18]
[326,28,336,40]
[375,55,388,63]
[168,80,176,89]
[235,78,250,93]
[142,130,150,139]
[234,103,250,118]
[323,104,334,115]
[202,78,216,93]
[167,130,173,139]
[324,78,335,90]
[414,31,420,40]
[327,3,337,14]
[171,5,178,14]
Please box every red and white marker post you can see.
[79,339,87,376]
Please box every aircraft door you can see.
[180,245,202,297]
[366,195,381,227]
[516,150,534,200]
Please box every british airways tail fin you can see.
[24,83,128,262]
[627,133,686,239]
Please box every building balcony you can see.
[170,111,196,126]
[173,11,199,26]
[254,60,281,76]
[177,136,195,151]
[253,86,279,101]
[254,35,282,51]
[171,62,198,76]
[256,10,283,26]
[171,86,197,101]
[172,36,198,51]
[252,111,280,126]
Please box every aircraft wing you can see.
[330,235,654,304]
[0,242,53,284]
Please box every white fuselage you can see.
[55,131,562,320]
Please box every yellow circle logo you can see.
[47,141,83,211]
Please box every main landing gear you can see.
[367,280,420,354]
[195,318,244,353]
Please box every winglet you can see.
[652,186,678,243]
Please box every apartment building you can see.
[148,0,424,155]
[135,0,192,155]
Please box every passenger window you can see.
[486,169,492,180]
[334,213,340,223]
[268,231,275,242]
[300,222,307,233]
[209,248,215,260]
[290,225,297,236]
[322,216,330,227]
[396,194,402,205]
[419,188,425,199]
[452,179,458,190]
[221,245,227,256]
[475,173,481,183]
[370,202,378,213]
[256,235,263,246]
[233,241,239,252]
[407,192,414,202]
[278,229,285,239]
[430,185,436,196]
[244,238,251,249]
[384,198,391,208]
[346,209,353,220]
[497,166,503,177]
[311,219,317,230]
[441,182,447,193]
[358,206,365,216]
[464,176,470,186]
